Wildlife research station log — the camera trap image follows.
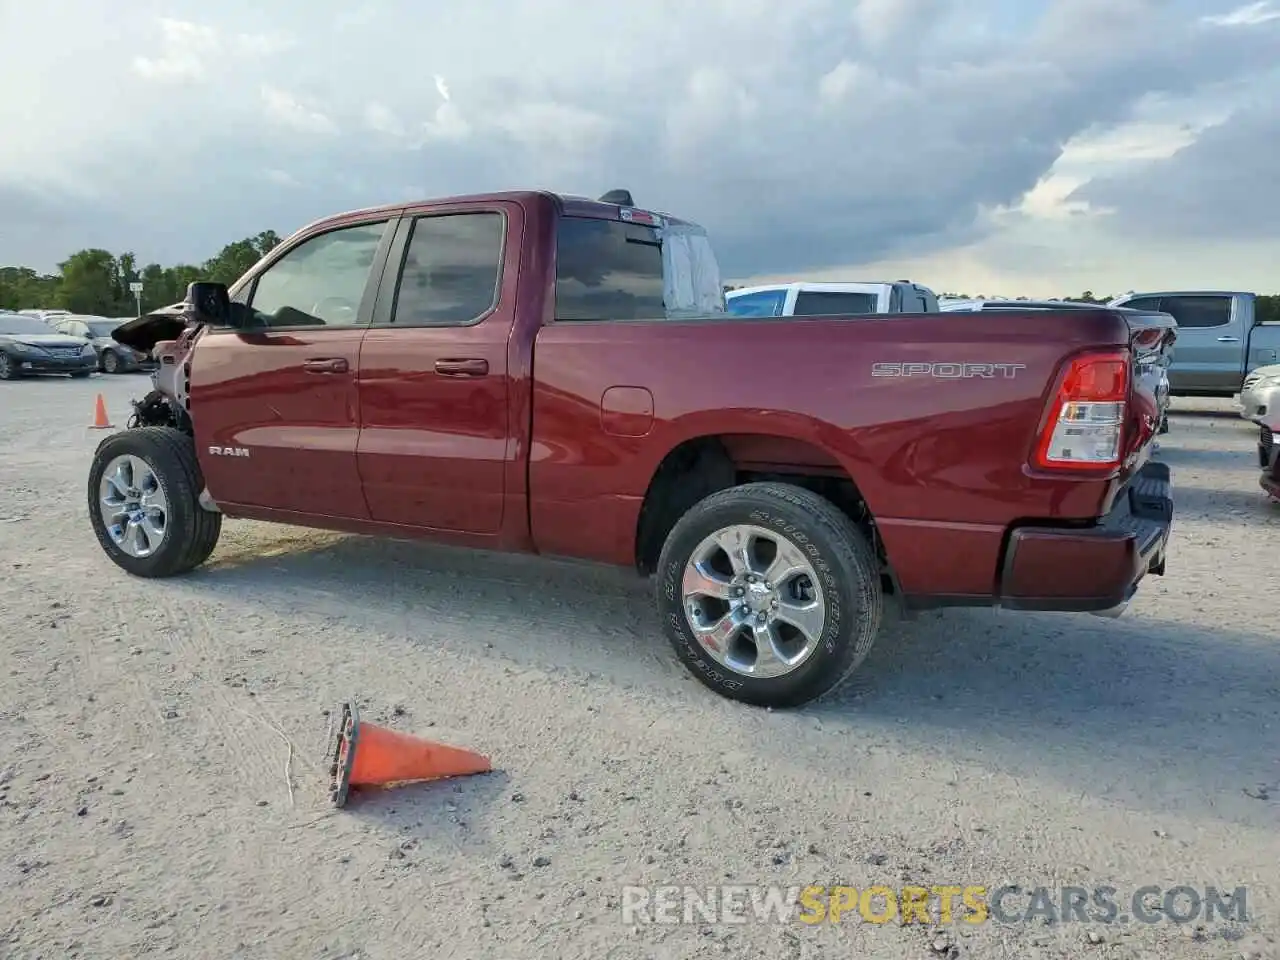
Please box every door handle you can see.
[1217,336,1240,342]
[434,358,489,377]
[303,358,349,373]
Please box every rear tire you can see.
[656,481,883,708]
[87,426,222,578]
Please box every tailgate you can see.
[1117,308,1176,424]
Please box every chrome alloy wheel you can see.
[99,454,169,558]
[681,523,826,679]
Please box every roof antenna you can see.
[598,189,634,206]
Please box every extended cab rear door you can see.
[355,199,523,536]
[189,213,399,518]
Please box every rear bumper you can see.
[998,460,1172,615]
[1261,428,1280,498]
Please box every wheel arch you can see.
[632,428,900,600]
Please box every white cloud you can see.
[261,86,339,135]
[263,169,302,188]
[1202,1,1280,26]
[131,18,218,82]
[364,102,405,137]
[131,18,291,83]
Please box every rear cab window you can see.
[553,212,725,321]
[792,291,879,316]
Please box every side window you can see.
[247,221,388,329]
[390,213,505,326]
[1120,297,1162,312]
[1160,295,1233,328]
[726,290,786,317]
[793,291,879,316]
[555,217,666,321]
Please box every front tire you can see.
[656,481,883,709]
[87,426,222,578]
[0,352,20,380]
[101,350,121,374]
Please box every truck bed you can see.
[528,308,1165,601]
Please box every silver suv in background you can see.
[1238,364,1280,423]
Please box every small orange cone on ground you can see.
[328,701,491,808]
[90,393,113,429]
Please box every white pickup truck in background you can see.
[1107,290,1280,398]
[725,280,940,317]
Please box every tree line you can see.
[0,232,283,317]
[5,245,1278,322]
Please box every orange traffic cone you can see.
[90,393,113,429]
[328,701,491,807]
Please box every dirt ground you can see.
[1,374,1277,960]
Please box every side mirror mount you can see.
[184,281,232,327]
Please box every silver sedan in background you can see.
[1236,363,1280,423]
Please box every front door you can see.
[190,217,396,518]
[356,203,518,535]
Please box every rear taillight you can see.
[1033,350,1129,471]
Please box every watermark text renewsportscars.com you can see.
[620,884,1248,927]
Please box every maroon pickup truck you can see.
[90,188,1174,708]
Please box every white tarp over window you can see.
[659,222,727,318]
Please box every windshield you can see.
[85,321,120,338]
[554,215,726,321]
[0,315,55,335]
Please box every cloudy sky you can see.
[2,0,1278,297]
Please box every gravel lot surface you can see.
[1,375,1277,960]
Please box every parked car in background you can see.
[0,313,98,380]
[17,308,71,327]
[726,281,939,317]
[51,315,155,374]
[96,187,1172,709]
[941,298,1113,312]
[1107,291,1279,398]
[1235,363,1280,423]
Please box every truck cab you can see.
[726,281,939,318]
[1107,291,1280,396]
